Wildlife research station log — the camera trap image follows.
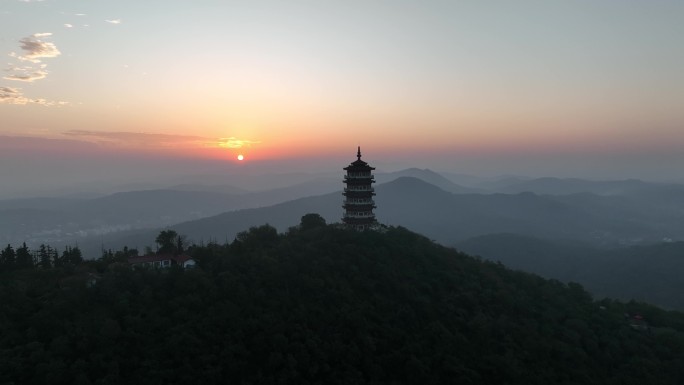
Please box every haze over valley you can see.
[7,169,684,250]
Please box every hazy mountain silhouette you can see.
[0,169,475,247]
[487,176,684,197]
[437,171,496,187]
[90,192,341,253]
[8,170,684,263]
[468,175,532,191]
[82,176,684,257]
[167,183,250,195]
[457,233,684,310]
[376,177,681,245]
[376,168,483,193]
[0,190,252,247]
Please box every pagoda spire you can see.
[357,146,362,160]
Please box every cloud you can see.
[13,33,61,63]
[1,86,33,104]
[3,69,48,82]
[64,130,211,147]
[64,24,73,28]
[218,137,261,149]
[0,86,21,95]
[105,19,122,25]
[63,131,260,150]
[0,86,67,106]
[4,33,60,85]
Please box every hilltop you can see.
[3,220,684,384]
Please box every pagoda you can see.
[342,147,377,230]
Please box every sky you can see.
[1,0,684,196]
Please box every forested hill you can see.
[456,233,684,310]
[4,221,684,384]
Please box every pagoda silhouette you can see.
[342,147,377,230]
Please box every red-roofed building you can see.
[128,254,196,269]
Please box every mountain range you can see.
[81,175,684,256]
[457,233,684,310]
[6,168,684,310]
[4,168,684,254]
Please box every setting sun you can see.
[237,154,244,161]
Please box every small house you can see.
[128,254,196,269]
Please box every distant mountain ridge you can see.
[7,170,684,260]
[456,233,684,310]
[485,176,684,197]
[86,176,684,257]
[376,168,484,194]
[0,168,474,247]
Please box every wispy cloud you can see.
[0,86,22,100]
[3,69,48,82]
[218,137,261,149]
[3,65,48,83]
[0,86,67,106]
[4,33,60,86]
[63,131,260,150]
[12,33,61,63]
[105,19,122,25]
[64,130,211,147]
[64,24,73,28]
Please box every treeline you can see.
[0,228,185,273]
[4,215,684,384]
[0,243,83,271]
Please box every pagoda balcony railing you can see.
[344,174,374,180]
[343,199,376,206]
[344,187,374,192]
[343,212,375,218]
[343,206,377,212]
[344,178,376,185]
[343,216,377,223]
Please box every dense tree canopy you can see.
[3,220,684,384]
[155,229,179,255]
[299,213,327,231]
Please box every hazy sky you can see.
[1,0,683,192]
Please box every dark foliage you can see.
[3,223,684,384]
[457,234,684,310]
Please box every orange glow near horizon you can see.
[10,111,682,167]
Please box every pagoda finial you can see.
[357,146,361,160]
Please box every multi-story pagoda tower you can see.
[343,147,377,230]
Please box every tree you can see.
[15,243,33,269]
[38,244,51,269]
[155,230,186,255]
[176,234,187,254]
[0,244,16,271]
[52,245,63,267]
[62,246,83,265]
[156,230,179,255]
[234,224,279,250]
[300,213,327,231]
